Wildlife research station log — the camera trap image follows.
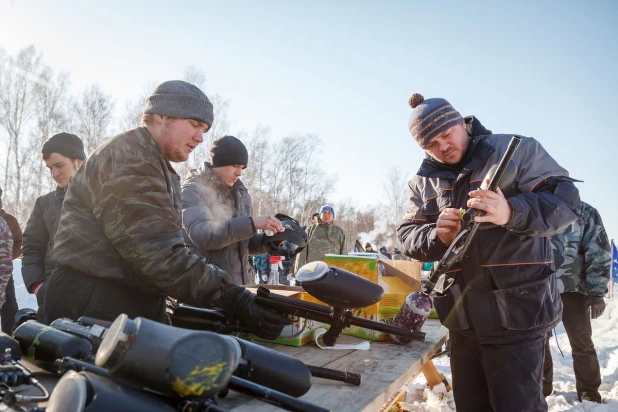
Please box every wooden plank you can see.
[220,320,448,412]
[421,360,442,389]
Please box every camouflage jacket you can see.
[551,202,610,296]
[295,221,346,269]
[0,217,13,309]
[50,127,229,307]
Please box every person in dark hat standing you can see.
[182,135,283,285]
[43,81,289,341]
[22,132,86,321]
[398,93,581,412]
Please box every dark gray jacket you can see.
[398,122,580,344]
[22,186,66,292]
[182,162,265,285]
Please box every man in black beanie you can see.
[44,81,289,341]
[182,135,283,285]
[22,132,86,321]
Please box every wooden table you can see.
[218,319,449,412]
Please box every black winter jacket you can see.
[398,119,580,344]
[22,186,66,292]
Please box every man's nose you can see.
[194,131,204,144]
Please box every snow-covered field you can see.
[5,260,617,411]
[401,297,618,412]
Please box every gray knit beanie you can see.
[144,80,214,130]
[408,93,464,148]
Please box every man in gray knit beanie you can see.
[143,80,214,128]
[43,80,291,343]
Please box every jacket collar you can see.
[139,127,179,177]
[55,185,67,200]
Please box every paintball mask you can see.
[263,214,308,259]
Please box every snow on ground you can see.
[10,259,38,310]
[401,297,618,412]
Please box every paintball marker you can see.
[390,136,522,344]
[424,136,522,296]
[172,261,426,346]
[14,315,331,412]
[256,261,426,346]
[171,304,362,387]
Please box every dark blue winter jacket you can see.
[398,119,580,344]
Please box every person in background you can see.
[182,135,282,285]
[392,248,404,260]
[0,187,22,334]
[295,205,346,269]
[253,253,270,284]
[379,246,392,259]
[22,133,86,321]
[0,216,13,325]
[543,201,610,403]
[365,242,376,253]
[398,93,580,412]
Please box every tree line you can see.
[0,45,410,252]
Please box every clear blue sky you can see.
[1,0,617,241]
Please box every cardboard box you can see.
[323,254,421,341]
[244,285,326,347]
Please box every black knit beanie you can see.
[210,136,248,168]
[42,133,86,160]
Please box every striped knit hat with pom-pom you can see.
[407,93,463,148]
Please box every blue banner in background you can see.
[612,240,618,282]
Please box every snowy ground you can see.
[401,297,618,412]
[10,259,38,310]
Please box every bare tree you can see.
[241,125,271,215]
[118,82,155,132]
[333,200,379,253]
[72,84,114,154]
[28,69,72,195]
[0,45,46,220]
[183,65,206,90]
[176,93,232,179]
[382,166,409,225]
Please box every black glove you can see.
[217,285,291,340]
[586,296,606,319]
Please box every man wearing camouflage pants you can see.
[543,201,611,403]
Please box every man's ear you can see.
[153,114,166,125]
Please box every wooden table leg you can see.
[420,360,442,389]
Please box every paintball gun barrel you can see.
[423,136,522,296]
[255,286,426,345]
